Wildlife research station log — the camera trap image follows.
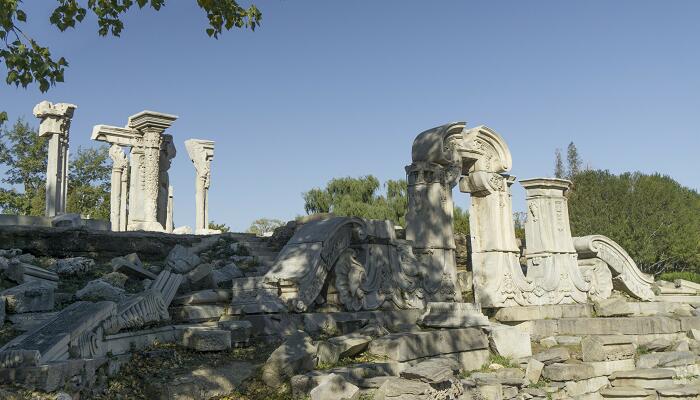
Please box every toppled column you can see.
[520,178,589,304]
[33,101,77,217]
[185,139,215,235]
[108,144,129,231]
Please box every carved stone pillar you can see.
[185,139,215,234]
[157,135,176,229]
[520,178,589,304]
[461,171,532,307]
[108,144,129,231]
[33,101,77,217]
[126,111,177,232]
[166,185,174,233]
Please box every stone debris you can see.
[111,253,156,280]
[317,333,372,365]
[165,244,201,273]
[75,279,126,302]
[487,324,532,359]
[182,328,232,352]
[309,373,360,400]
[1,281,54,314]
[581,335,635,362]
[262,330,317,388]
[49,257,95,276]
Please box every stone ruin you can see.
[0,111,698,400]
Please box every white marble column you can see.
[520,178,590,304]
[184,139,215,234]
[166,185,174,233]
[108,144,129,231]
[33,101,77,217]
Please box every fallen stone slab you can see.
[172,289,232,306]
[317,333,372,365]
[532,316,682,337]
[400,357,460,383]
[0,301,116,364]
[165,244,201,273]
[469,368,526,386]
[75,279,126,302]
[487,324,532,359]
[599,385,657,399]
[262,330,317,388]
[368,327,487,362]
[609,368,677,390]
[373,376,463,400]
[111,253,156,280]
[543,363,596,382]
[212,262,243,287]
[594,297,633,317]
[637,351,699,369]
[417,302,489,328]
[217,319,252,345]
[533,347,570,365]
[581,335,635,362]
[524,358,544,384]
[309,373,360,400]
[6,310,57,332]
[102,289,170,334]
[565,376,610,397]
[657,385,700,399]
[171,305,227,323]
[1,281,54,314]
[6,261,59,286]
[151,270,184,306]
[587,359,636,376]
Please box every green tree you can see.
[1,1,261,95]
[246,218,283,236]
[566,142,582,179]
[554,148,565,178]
[453,206,469,236]
[66,145,110,219]
[209,221,231,233]
[0,118,47,215]
[568,170,700,274]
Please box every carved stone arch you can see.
[461,125,513,174]
[264,217,367,312]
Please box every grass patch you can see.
[658,271,700,284]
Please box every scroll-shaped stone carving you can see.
[0,350,40,368]
[573,235,655,301]
[102,290,169,334]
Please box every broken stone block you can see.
[145,361,254,399]
[524,358,544,384]
[5,261,59,286]
[644,337,673,352]
[0,301,116,364]
[594,297,632,317]
[609,368,677,390]
[540,336,558,348]
[165,244,201,273]
[487,324,532,359]
[317,333,372,365]
[309,373,360,400]
[417,302,489,328]
[565,376,609,397]
[101,272,129,288]
[212,262,243,287]
[368,328,488,362]
[581,335,635,362]
[468,368,525,386]
[1,281,54,313]
[75,279,126,302]
[151,270,184,306]
[102,289,169,334]
[262,330,317,388]
[400,357,460,383]
[543,363,596,382]
[111,253,156,280]
[533,347,570,365]
[217,319,253,345]
[49,257,95,276]
[374,376,463,400]
[637,351,699,369]
[182,328,231,351]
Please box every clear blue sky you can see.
[3,1,699,231]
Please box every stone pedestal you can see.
[33,101,77,217]
[184,139,215,235]
[520,178,589,304]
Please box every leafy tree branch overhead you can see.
[0,0,262,124]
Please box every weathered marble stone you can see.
[102,289,169,334]
[417,302,489,328]
[182,328,231,351]
[212,262,243,287]
[33,101,76,217]
[0,301,115,364]
[637,351,699,369]
[599,386,657,399]
[262,330,317,388]
[565,376,610,397]
[374,376,463,400]
[487,324,532,359]
[165,244,201,273]
[6,260,59,287]
[574,235,656,301]
[594,297,633,317]
[49,257,95,276]
[186,262,213,283]
[401,357,460,383]
[525,358,544,384]
[609,369,677,390]
[145,361,253,399]
[217,320,252,345]
[151,270,184,306]
[111,253,156,280]
[317,333,372,365]
[309,373,360,400]
[185,139,215,235]
[1,281,54,314]
[469,368,525,386]
[581,335,635,362]
[494,304,594,322]
[368,328,488,362]
[533,347,570,365]
[76,279,126,302]
[543,363,597,382]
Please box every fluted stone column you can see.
[185,139,215,234]
[108,144,129,231]
[33,101,76,217]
